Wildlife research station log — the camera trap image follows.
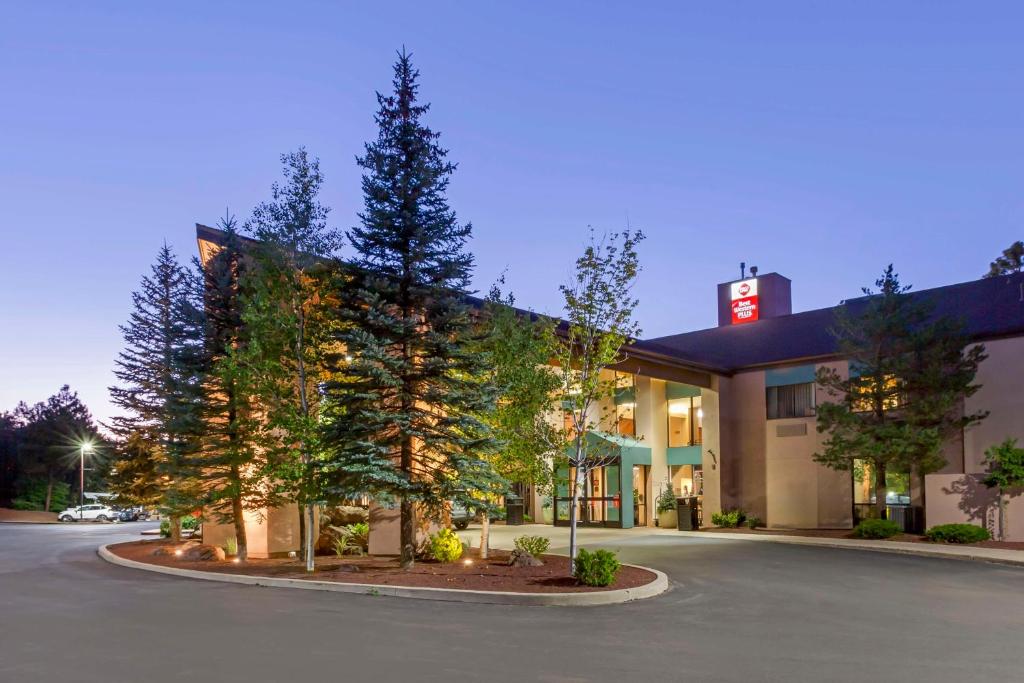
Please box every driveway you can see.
[1,521,1022,682]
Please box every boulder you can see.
[508,549,543,567]
[316,505,370,551]
[152,542,198,557]
[336,564,361,573]
[183,544,226,562]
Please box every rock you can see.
[336,564,360,573]
[152,542,198,557]
[183,544,226,561]
[508,549,543,567]
[316,505,370,551]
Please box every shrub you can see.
[159,520,170,538]
[513,535,550,556]
[711,508,746,528]
[573,548,621,587]
[925,523,991,544]
[181,514,199,530]
[429,528,463,563]
[345,522,370,551]
[11,479,70,511]
[745,516,763,530]
[656,489,677,514]
[852,518,901,539]
[333,535,364,557]
[223,536,238,556]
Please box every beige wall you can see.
[763,361,852,529]
[964,336,1024,473]
[926,473,1024,541]
[201,501,304,559]
[718,370,768,519]
[636,376,667,507]
[700,382,722,518]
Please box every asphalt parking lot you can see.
[2,521,1022,683]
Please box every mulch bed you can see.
[700,526,1024,550]
[107,541,656,593]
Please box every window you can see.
[668,396,703,446]
[766,382,815,419]
[615,372,636,437]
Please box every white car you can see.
[58,504,119,523]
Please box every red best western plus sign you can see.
[731,295,758,324]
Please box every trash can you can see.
[505,495,524,526]
[676,497,700,531]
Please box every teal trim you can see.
[666,382,701,400]
[667,445,703,466]
[765,364,817,387]
[614,386,636,405]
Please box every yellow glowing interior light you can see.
[668,402,689,415]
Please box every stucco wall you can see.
[636,376,667,508]
[964,336,1024,474]
[763,361,852,528]
[718,370,767,519]
[926,473,1024,541]
[700,382,722,519]
[200,502,304,559]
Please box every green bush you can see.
[429,528,463,563]
[159,520,170,538]
[745,516,763,530]
[925,523,991,544]
[513,535,550,556]
[852,518,902,539]
[656,489,677,514]
[573,548,621,587]
[181,515,199,530]
[711,508,746,528]
[346,522,369,551]
[223,536,238,556]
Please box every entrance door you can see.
[554,463,623,528]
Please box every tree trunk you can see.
[480,514,490,560]
[44,472,54,513]
[998,489,1007,542]
[874,461,888,520]
[169,514,182,543]
[297,505,306,560]
[231,494,247,561]
[400,430,415,569]
[305,502,316,572]
[568,466,585,574]
[400,496,415,569]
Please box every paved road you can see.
[1,522,1022,683]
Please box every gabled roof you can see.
[643,272,1024,372]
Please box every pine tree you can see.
[985,240,1024,278]
[242,149,342,571]
[321,50,500,568]
[188,213,276,561]
[815,265,988,520]
[108,244,205,540]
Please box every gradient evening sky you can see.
[2,2,1022,427]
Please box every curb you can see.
[97,544,669,607]
[676,530,1024,568]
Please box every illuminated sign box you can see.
[730,278,759,324]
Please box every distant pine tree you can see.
[322,50,500,568]
[108,244,205,540]
[985,240,1024,278]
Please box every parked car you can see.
[450,501,474,530]
[118,508,139,522]
[57,504,119,522]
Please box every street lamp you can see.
[79,440,94,520]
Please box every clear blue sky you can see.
[2,2,1021,426]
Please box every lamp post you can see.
[79,440,94,520]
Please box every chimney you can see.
[717,270,792,327]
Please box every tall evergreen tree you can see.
[189,213,276,561]
[815,266,988,520]
[242,149,342,571]
[321,50,500,568]
[108,244,205,540]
